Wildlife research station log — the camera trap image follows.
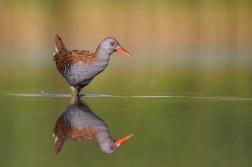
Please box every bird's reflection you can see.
[53,97,133,154]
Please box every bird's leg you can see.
[70,86,75,96]
[76,87,82,96]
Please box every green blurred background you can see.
[0,1,252,167]
[0,0,251,96]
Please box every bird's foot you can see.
[76,93,86,97]
[41,90,49,96]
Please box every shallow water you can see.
[0,92,251,167]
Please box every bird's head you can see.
[98,38,133,58]
[99,134,133,154]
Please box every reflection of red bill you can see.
[115,134,133,147]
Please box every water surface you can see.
[0,92,251,167]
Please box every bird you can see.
[53,97,133,154]
[53,34,133,96]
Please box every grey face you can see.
[99,37,120,53]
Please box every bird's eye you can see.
[110,146,115,150]
[110,42,114,46]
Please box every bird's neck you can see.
[96,134,113,145]
[96,46,113,59]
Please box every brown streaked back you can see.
[53,118,98,154]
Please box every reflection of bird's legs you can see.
[70,95,75,105]
[70,86,75,96]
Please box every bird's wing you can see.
[53,50,97,71]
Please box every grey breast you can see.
[62,105,109,134]
[64,56,110,87]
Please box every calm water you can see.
[0,92,251,167]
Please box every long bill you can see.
[116,46,134,58]
[115,134,133,147]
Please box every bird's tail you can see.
[55,34,68,53]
